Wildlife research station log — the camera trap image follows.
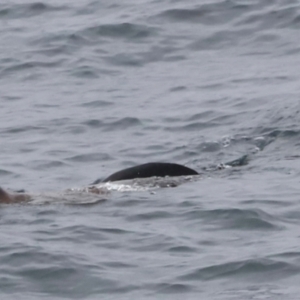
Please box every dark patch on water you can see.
[80,99,113,107]
[66,153,112,163]
[157,1,252,25]
[182,207,281,230]
[179,258,299,281]
[0,2,67,19]
[83,117,142,130]
[154,282,193,294]
[82,23,156,40]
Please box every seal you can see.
[0,162,198,204]
[94,162,199,184]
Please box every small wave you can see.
[98,227,133,235]
[178,258,299,281]
[235,5,300,30]
[69,65,99,79]
[167,245,197,254]
[152,282,193,294]
[84,117,142,131]
[262,129,300,138]
[29,159,67,170]
[126,210,173,222]
[0,60,62,78]
[82,22,156,40]
[1,125,45,135]
[183,208,281,230]
[156,1,251,25]
[0,169,14,176]
[80,100,113,108]
[100,117,141,130]
[66,153,112,163]
[0,2,67,19]
[165,121,219,132]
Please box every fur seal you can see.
[0,162,198,204]
[94,162,199,184]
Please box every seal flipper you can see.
[93,162,199,184]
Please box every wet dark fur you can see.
[93,162,199,184]
[0,162,198,204]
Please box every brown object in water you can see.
[0,188,31,204]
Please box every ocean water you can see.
[1,0,300,299]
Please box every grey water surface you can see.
[1,0,300,299]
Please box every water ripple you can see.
[183,208,281,230]
[0,2,67,19]
[178,258,299,281]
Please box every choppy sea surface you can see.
[1,0,300,299]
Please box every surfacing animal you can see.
[0,162,199,204]
[0,157,248,204]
